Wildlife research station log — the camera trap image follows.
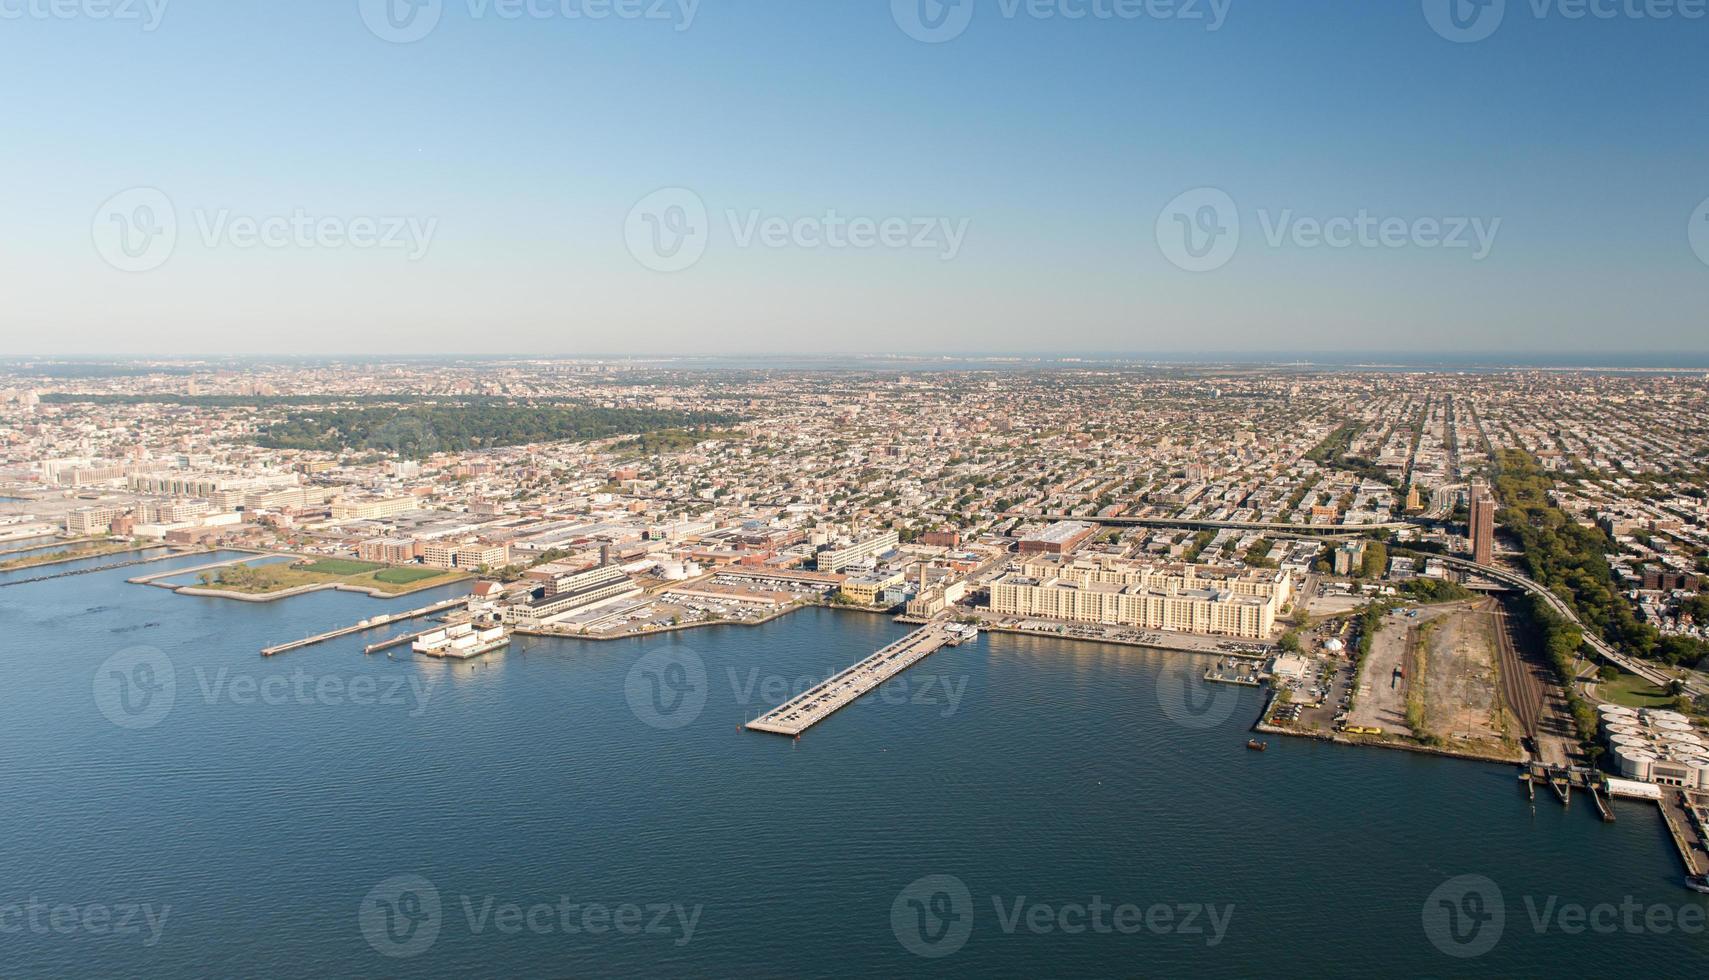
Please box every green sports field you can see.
[372,566,446,585]
[300,558,385,576]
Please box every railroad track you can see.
[1492,599,1544,741]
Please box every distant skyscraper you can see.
[1469,484,1496,565]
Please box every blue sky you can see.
[1,0,1705,356]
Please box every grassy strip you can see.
[1406,620,1437,745]
[200,560,462,596]
[0,540,137,571]
[1347,600,1394,712]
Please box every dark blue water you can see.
[3,558,1706,978]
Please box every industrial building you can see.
[1017,520,1097,554]
[1601,704,1709,789]
[502,562,641,627]
[814,530,899,573]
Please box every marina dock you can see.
[1519,762,1614,819]
[745,620,971,736]
[1521,762,1598,809]
[260,596,469,656]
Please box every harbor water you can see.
[2,555,1706,977]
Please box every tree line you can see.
[252,405,740,456]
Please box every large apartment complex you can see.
[990,555,1292,639]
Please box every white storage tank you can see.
[1615,746,1657,781]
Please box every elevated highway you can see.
[1011,513,1410,538]
[1433,554,1697,698]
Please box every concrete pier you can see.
[745,620,966,736]
[260,596,469,656]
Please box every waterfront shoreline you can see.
[175,575,471,603]
[0,540,169,572]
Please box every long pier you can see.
[745,620,966,736]
[1660,790,1709,877]
[260,596,469,656]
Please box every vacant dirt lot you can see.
[1418,600,1506,749]
[1349,607,1428,735]
[1349,598,1520,760]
